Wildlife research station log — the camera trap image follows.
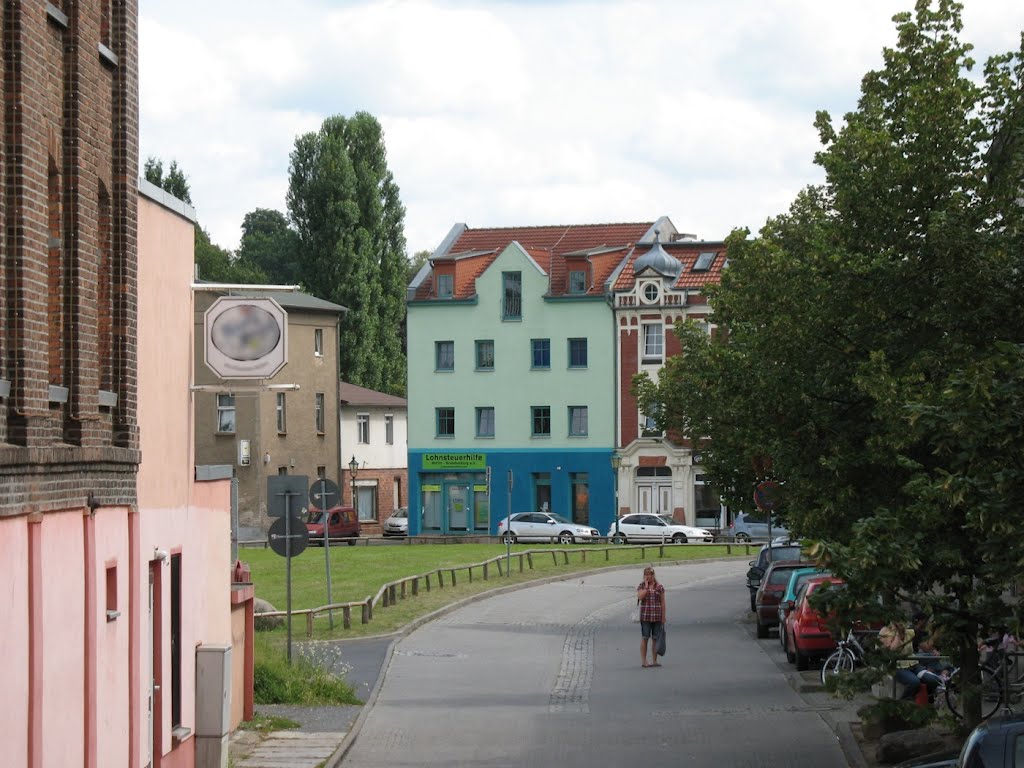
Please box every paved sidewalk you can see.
[230,562,878,767]
[228,636,393,768]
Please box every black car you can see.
[745,543,806,611]
[894,713,1024,767]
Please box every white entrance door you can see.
[637,485,653,515]
[638,484,673,516]
[658,484,673,517]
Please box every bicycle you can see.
[820,628,871,686]
[946,636,1022,720]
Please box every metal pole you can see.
[614,470,620,537]
[506,470,513,576]
[285,496,293,665]
[321,478,334,630]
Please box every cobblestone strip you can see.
[548,620,596,713]
[547,600,626,713]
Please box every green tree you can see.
[237,208,301,287]
[635,0,1024,728]
[407,249,432,285]
[143,156,192,204]
[194,226,267,284]
[287,112,408,394]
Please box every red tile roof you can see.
[613,242,727,293]
[448,222,654,258]
[412,221,657,302]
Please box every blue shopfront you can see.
[407,449,615,536]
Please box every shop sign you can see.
[422,453,486,470]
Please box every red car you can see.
[754,561,811,638]
[306,505,360,545]
[784,576,845,670]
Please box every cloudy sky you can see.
[139,0,1022,256]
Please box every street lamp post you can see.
[610,451,622,539]
[349,455,359,514]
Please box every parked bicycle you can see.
[820,628,871,686]
[946,635,1022,720]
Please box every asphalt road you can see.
[340,559,850,767]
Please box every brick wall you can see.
[619,319,639,446]
[347,467,409,533]
[0,1,140,516]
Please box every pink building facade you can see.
[0,187,234,768]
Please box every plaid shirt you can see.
[637,581,665,622]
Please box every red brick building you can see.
[609,233,729,530]
[1,0,140,500]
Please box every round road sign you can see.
[268,515,309,558]
[309,477,341,510]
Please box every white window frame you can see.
[216,393,235,433]
[642,322,664,362]
[314,328,324,357]
[385,414,394,445]
[357,413,370,444]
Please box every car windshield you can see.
[308,510,325,524]
[392,509,408,519]
[768,567,798,585]
[761,546,802,564]
[549,514,573,524]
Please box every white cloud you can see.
[139,0,1024,254]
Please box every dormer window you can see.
[641,281,660,304]
[692,252,716,272]
[568,270,586,294]
[437,274,453,298]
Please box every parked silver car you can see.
[496,512,600,544]
[382,507,408,537]
[607,513,714,544]
[730,511,790,542]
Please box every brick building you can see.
[0,4,237,768]
[1,0,140,495]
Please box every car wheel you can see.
[671,533,687,544]
[749,592,756,612]
[786,636,795,664]
[347,537,357,546]
[611,533,627,545]
[756,619,769,639]
[501,532,517,545]
[558,531,575,545]
[736,532,751,542]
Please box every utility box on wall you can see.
[195,644,232,768]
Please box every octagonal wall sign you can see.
[204,297,288,379]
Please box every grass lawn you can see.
[243,541,750,640]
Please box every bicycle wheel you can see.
[945,666,1003,720]
[820,648,856,686]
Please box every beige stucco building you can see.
[193,290,346,538]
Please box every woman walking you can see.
[637,566,666,667]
